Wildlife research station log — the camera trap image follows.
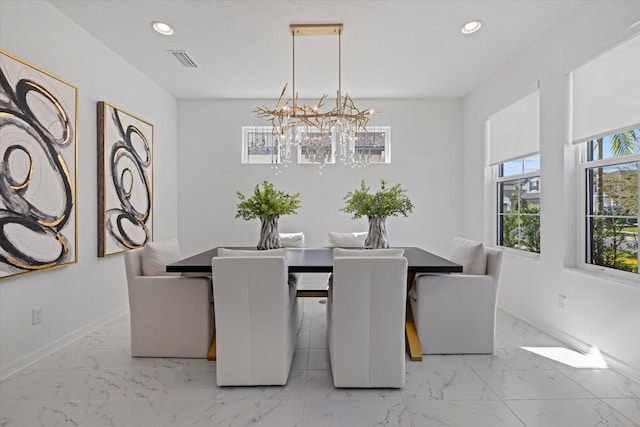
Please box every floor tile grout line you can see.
[554,367,602,399]
[596,397,640,426]
[466,362,532,427]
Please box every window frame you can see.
[578,144,640,281]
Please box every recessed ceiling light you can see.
[461,20,482,35]
[152,21,174,36]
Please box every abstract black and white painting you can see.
[97,102,153,257]
[0,50,78,280]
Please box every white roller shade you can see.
[488,89,540,166]
[571,32,640,144]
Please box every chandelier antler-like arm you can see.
[275,84,288,110]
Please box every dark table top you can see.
[166,247,462,274]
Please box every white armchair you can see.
[409,239,503,355]
[212,255,301,386]
[124,245,214,358]
[328,252,408,388]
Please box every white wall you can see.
[177,99,462,257]
[462,1,640,379]
[0,0,178,379]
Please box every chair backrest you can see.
[124,239,182,279]
[327,231,367,247]
[211,256,292,385]
[449,237,487,275]
[331,256,408,387]
[333,248,405,257]
[485,246,503,278]
[140,238,182,276]
[212,253,289,295]
[332,255,408,306]
[279,232,305,248]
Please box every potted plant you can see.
[341,179,414,248]
[236,180,301,249]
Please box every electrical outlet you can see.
[32,307,43,325]
[557,294,568,311]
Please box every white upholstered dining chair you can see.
[328,248,407,388]
[123,240,214,358]
[409,237,503,354]
[211,252,302,386]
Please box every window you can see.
[350,127,391,164]
[582,129,640,274]
[487,84,540,254]
[241,126,284,164]
[570,30,640,277]
[497,155,541,253]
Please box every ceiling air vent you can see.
[168,50,198,68]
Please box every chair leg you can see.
[404,272,422,361]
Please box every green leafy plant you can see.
[235,180,301,220]
[341,179,414,218]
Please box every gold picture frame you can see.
[97,102,154,257]
[0,50,78,280]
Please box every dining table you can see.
[166,246,462,361]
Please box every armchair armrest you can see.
[127,275,213,358]
[410,273,494,299]
[129,275,212,303]
[409,273,499,355]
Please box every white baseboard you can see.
[0,306,129,381]
[498,303,640,383]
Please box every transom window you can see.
[241,126,391,165]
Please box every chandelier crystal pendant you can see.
[255,24,378,169]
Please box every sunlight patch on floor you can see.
[521,345,608,368]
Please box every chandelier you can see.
[255,24,378,170]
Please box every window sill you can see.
[499,246,541,262]
[565,266,640,290]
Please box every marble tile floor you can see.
[1,299,639,427]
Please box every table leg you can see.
[405,272,423,361]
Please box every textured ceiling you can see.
[47,0,583,99]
